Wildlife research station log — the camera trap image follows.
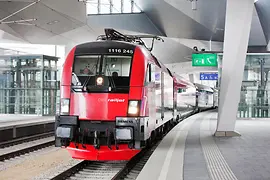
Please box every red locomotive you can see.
[55,29,197,161]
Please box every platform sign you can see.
[200,72,218,80]
[192,53,217,67]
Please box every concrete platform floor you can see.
[137,110,270,180]
[0,115,54,129]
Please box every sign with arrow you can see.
[192,53,218,66]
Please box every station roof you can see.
[0,0,269,64]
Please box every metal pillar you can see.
[215,0,254,137]
[188,74,194,83]
[40,57,44,116]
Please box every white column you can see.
[188,74,194,83]
[267,41,270,51]
[215,0,254,137]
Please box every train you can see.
[55,29,218,161]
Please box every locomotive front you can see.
[55,41,147,160]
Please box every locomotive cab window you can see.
[103,55,131,77]
[73,55,101,76]
[71,54,132,93]
[72,55,101,86]
[103,55,132,91]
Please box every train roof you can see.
[74,40,137,55]
[75,40,173,76]
[194,83,214,92]
[173,73,195,88]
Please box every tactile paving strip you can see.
[200,113,238,180]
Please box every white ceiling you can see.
[0,0,269,65]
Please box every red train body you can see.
[55,30,197,161]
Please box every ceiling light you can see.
[216,28,224,31]
[0,18,36,25]
[47,20,59,25]
[187,0,198,10]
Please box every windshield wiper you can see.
[105,64,116,90]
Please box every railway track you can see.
[112,142,160,180]
[51,161,126,180]
[50,138,163,180]
[50,142,160,180]
[0,132,54,148]
[49,112,202,180]
[0,135,55,161]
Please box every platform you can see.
[0,115,55,142]
[137,110,270,180]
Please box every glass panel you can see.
[112,0,121,13]
[100,0,111,14]
[72,55,102,86]
[86,0,141,14]
[44,59,49,68]
[103,55,132,77]
[133,3,141,13]
[73,55,101,76]
[218,54,270,118]
[0,55,60,115]
[87,1,98,14]
[122,0,131,13]
[51,60,56,68]
[71,55,132,93]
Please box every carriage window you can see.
[102,55,132,77]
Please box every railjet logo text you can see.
[98,98,125,103]
[108,98,125,103]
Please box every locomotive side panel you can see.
[207,92,214,108]
[154,68,162,123]
[176,86,197,116]
[144,64,157,140]
[163,72,174,120]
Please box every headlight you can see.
[128,100,139,115]
[96,77,103,86]
[61,98,70,114]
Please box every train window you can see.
[145,64,155,84]
[73,55,101,76]
[145,65,150,84]
[150,64,155,82]
[71,73,81,86]
[103,55,132,77]
[72,55,132,93]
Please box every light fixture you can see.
[96,77,104,85]
[187,0,198,10]
[0,18,37,25]
[47,20,59,25]
[111,64,115,68]
[128,100,140,115]
[216,28,224,31]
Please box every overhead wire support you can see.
[96,28,164,52]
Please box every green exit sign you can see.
[192,53,217,67]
